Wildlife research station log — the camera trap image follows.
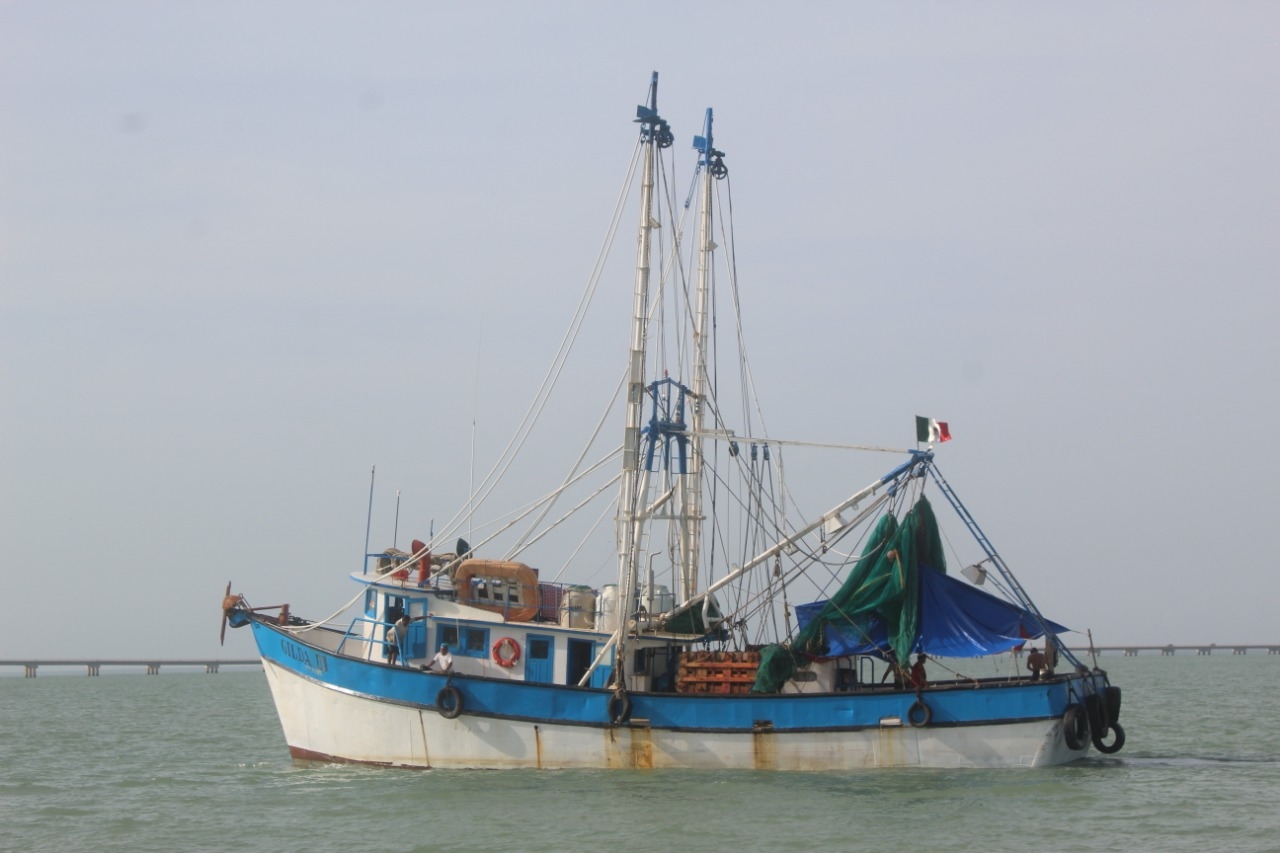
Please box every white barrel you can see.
[596,584,619,633]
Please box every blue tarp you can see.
[795,567,1068,659]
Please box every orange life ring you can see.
[492,636,521,668]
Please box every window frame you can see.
[436,623,489,658]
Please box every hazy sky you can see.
[3,2,1278,661]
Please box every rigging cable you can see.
[432,139,645,549]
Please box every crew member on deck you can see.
[881,650,905,687]
[386,613,425,666]
[909,653,928,688]
[1026,646,1048,680]
[424,644,454,673]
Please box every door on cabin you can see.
[407,600,427,659]
[566,638,594,688]
[525,634,554,684]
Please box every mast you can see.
[679,108,727,603]
[616,73,672,668]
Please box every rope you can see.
[506,361,628,555]
[430,139,644,550]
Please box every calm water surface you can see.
[2,655,1278,852]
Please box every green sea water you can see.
[2,655,1278,853]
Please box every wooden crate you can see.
[675,650,761,695]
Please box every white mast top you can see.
[680,107,725,604]
[615,73,672,672]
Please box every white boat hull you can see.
[262,659,1090,770]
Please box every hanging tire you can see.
[1104,685,1122,722]
[1062,703,1089,751]
[608,691,632,725]
[1094,721,1126,754]
[907,699,932,728]
[1085,693,1110,740]
[437,685,463,719]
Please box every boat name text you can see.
[281,640,329,674]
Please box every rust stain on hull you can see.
[875,725,920,767]
[602,722,654,769]
[289,745,429,769]
[752,725,777,771]
[603,725,621,768]
[630,724,654,770]
[417,710,432,768]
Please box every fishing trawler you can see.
[223,74,1124,770]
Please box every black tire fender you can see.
[1063,703,1090,751]
[1104,685,1122,723]
[1085,693,1110,738]
[437,685,463,719]
[608,691,632,725]
[907,699,932,728]
[1094,721,1126,754]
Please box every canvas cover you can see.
[793,569,1068,659]
[751,495,1067,693]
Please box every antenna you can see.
[393,489,401,549]
[469,314,484,546]
[363,465,376,573]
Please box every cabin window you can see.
[439,624,489,657]
[385,596,407,624]
[462,627,488,656]
[469,577,525,604]
[438,624,487,657]
[529,637,551,659]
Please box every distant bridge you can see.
[0,659,262,677]
[4,646,1279,677]
[1067,645,1280,657]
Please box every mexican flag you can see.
[916,416,951,443]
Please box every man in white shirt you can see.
[386,614,426,666]
[425,644,454,673]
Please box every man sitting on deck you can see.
[422,644,453,673]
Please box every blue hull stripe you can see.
[254,620,1082,734]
